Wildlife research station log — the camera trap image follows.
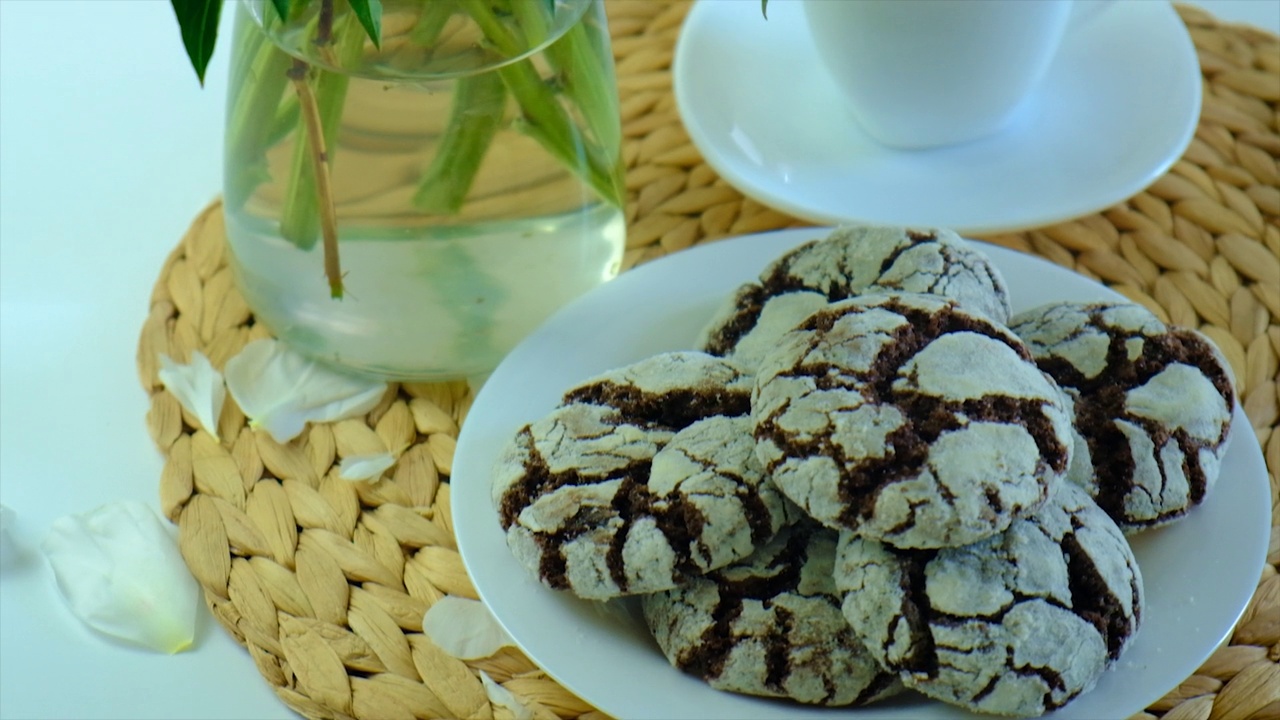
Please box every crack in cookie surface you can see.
[566,382,751,430]
[698,283,771,357]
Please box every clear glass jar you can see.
[223,0,625,381]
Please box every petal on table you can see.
[338,452,396,482]
[41,501,199,653]
[480,670,533,720]
[224,338,387,444]
[158,351,226,440]
[422,595,514,660]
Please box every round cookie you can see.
[759,225,1012,323]
[563,351,753,429]
[834,482,1144,717]
[642,521,900,707]
[753,293,1074,548]
[1009,301,1236,532]
[493,352,777,600]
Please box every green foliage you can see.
[347,0,384,49]
[170,0,222,84]
[171,0,385,82]
[270,0,292,21]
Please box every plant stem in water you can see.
[413,70,508,214]
[510,1,620,157]
[278,15,363,249]
[224,7,292,211]
[316,0,334,46]
[409,0,455,49]
[287,59,344,299]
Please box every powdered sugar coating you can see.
[753,293,1073,548]
[643,522,900,706]
[1010,301,1235,532]
[759,225,1011,323]
[835,482,1144,717]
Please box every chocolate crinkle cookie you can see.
[835,482,1144,717]
[492,352,791,600]
[697,225,1011,371]
[643,521,901,707]
[760,225,1011,323]
[753,293,1074,549]
[1009,301,1236,532]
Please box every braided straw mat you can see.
[137,3,1279,719]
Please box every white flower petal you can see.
[480,671,533,720]
[158,351,226,440]
[224,338,387,444]
[41,501,199,653]
[422,596,514,660]
[338,452,396,482]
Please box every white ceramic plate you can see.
[671,0,1201,235]
[452,228,1271,720]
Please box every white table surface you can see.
[0,1,1274,719]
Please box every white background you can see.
[0,1,1275,719]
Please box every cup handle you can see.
[1067,0,1119,32]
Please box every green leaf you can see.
[761,0,769,19]
[269,0,291,22]
[346,0,383,48]
[170,0,223,85]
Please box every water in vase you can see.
[222,1,625,380]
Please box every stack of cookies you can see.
[492,225,1237,717]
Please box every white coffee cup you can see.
[802,0,1095,149]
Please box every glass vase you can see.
[222,0,626,381]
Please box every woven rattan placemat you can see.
[138,3,1279,719]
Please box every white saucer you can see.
[672,0,1201,234]
[451,228,1271,720]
